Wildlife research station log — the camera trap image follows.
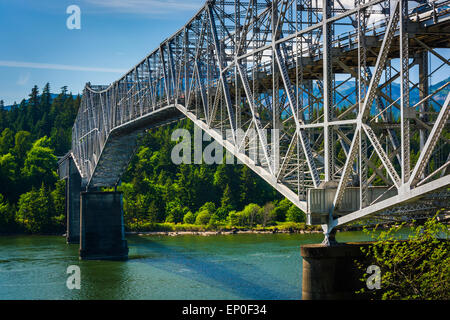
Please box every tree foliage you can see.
[0,84,306,233]
[358,215,450,300]
[0,85,78,233]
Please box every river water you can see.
[0,232,375,300]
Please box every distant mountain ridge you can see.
[3,77,448,111]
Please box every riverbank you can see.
[2,220,420,238]
[125,221,326,235]
[126,228,324,237]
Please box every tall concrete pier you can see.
[58,154,81,244]
[59,155,128,261]
[301,243,371,300]
[66,162,81,244]
[79,191,128,261]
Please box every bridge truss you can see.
[71,0,450,241]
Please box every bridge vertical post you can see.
[400,0,411,185]
[322,0,334,183]
[58,154,82,244]
[322,0,337,245]
[272,0,280,177]
[67,158,82,244]
[418,51,429,172]
[79,191,128,261]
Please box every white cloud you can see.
[0,60,126,73]
[17,72,31,86]
[83,0,203,14]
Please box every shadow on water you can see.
[126,234,324,300]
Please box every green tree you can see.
[197,202,216,215]
[0,194,16,233]
[146,201,159,223]
[13,131,32,163]
[165,201,186,224]
[16,185,55,233]
[227,211,239,226]
[195,210,212,225]
[183,211,195,224]
[286,205,306,223]
[214,163,239,207]
[239,166,256,207]
[0,100,5,131]
[22,137,58,188]
[208,213,220,228]
[51,180,66,231]
[261,203,276,227]
[0,153,18,200]
[272,198,291,222]
[26,86,40,133]
[52,180,66,218]
[216,184,235,220]
[358,215,450,300]
[241,203,262,227]
[0,128,14,155]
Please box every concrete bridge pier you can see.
[301,243,371,300]
[66,170,81,244]
[58,155,82,244]
[79,191,128,261]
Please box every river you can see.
[0,232,376,300]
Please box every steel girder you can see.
[71,0,450,236]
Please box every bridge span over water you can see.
[60,0,450,259]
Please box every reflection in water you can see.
[0,232,375,300]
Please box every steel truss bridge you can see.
[70,0,450,242]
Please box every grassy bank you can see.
[125,221,323,233]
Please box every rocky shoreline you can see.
[0,224,399,238]
[126,228,324,237]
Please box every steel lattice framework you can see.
[71,0,450,241]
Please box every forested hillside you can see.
[117,119,308,232]
[0,84,79,233]
[3,80,445,234]
[0,84,305,234]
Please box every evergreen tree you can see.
[0,100,5,132]
[13,131,32,164]
[0,128,14,155]
[16,185,55,233]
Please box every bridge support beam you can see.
[58,154,82,244]
[79,192,128,261]
[66,160,82,244]
[301,243,371,300]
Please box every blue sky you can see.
[0,1,448,105]
[0,0,205,105]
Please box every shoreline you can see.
[0,230,323,238]
[126,229,324,237]
[1,224,404,238]
[0,227,368,238]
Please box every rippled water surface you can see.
[0,232,374,300]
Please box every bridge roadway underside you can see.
[232,20,450,93]
[88,106,184,188]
